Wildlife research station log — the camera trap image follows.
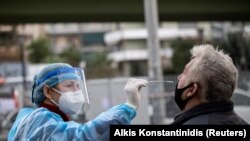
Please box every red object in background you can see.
[0,76,6,84]
[11,88,19,109]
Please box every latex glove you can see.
[124,78,148,110]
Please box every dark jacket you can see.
[171,101,248,125]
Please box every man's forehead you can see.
[184,58,197,72]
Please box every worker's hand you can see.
[124,78,148,110]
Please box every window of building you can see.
[80,32,105,46]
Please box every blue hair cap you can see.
[31,63,79,106]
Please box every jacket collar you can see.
[171,100,234,125]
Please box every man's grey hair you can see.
[189,44,238,102]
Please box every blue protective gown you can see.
[8,104,136,141]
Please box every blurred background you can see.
[0,0,250,140]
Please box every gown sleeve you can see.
[8,104,136,141]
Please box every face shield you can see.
[43,67,90,114]
[56,68,89,101]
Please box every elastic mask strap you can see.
[177,83,194,91]
[50,87,63,95]
[50,98,59,107]
[49,87,61,107]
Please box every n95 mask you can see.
[51,88,84,115]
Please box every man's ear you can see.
[187,83,198,97]
[43,85,52,99]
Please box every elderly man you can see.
[171,44,248,125]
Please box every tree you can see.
[60,46,81,67]
[214,31,250,70]
[169,39,196,74]
[27,38,53,63]
[83,52,116,78]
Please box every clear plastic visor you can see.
[53,67,89,105]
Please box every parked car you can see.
[231,89,250,124]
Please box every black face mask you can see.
[175,83,194,110]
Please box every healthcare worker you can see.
[8,63,148,141]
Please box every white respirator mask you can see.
[38,67,90,115]
[51,88,85,115]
